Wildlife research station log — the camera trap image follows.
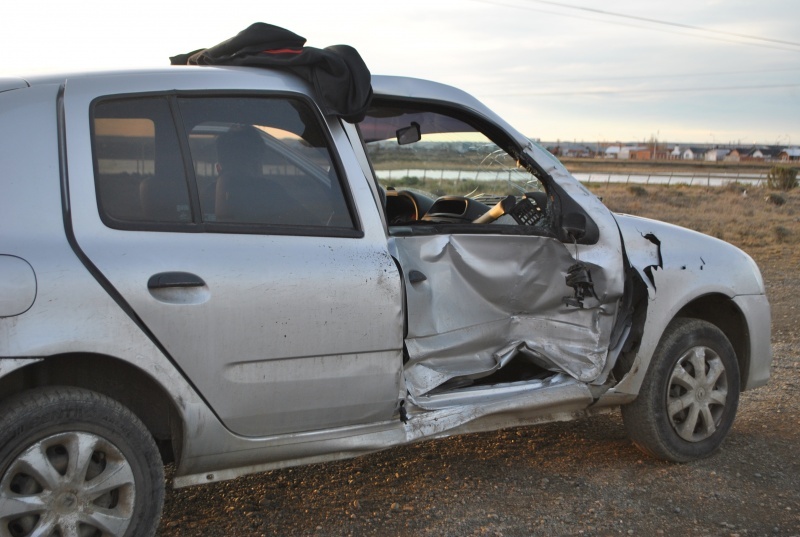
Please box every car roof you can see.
[0,77,29,93]
[13,66,530,148]
[370,74,529,148]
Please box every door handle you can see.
[147,272,206,289]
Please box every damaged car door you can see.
[360,102,627,402]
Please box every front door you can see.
[359,101,625,397]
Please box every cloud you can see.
[1,0,797,143]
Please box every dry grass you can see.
[586,183,800,340]
[560,157,776,175]
[586,183,800,251]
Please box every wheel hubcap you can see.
[55,491,79,513]
[0,431,136,537]
[667,346,728,442]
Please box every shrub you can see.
[723,181,748,194]
[774,225,791,243]
[765,193,786,206]
[628,185,648,197]
[766,166,798,191]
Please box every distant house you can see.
[682,147,706,160]
[724,149,744,162]
[705,148,731,162]
[778,147,800,161]
[669,145,682,159]
[568,146,594,158]
[743,147,764,161]
[546,142,595,158]
[619,146,649,160]
[755,147,779,160]
[737,146,775,161]
[604,145,621,159]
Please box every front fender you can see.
[604,214,769,397]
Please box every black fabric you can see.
[170,23,373,123]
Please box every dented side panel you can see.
[395,233,624,396]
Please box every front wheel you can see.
[0,387,164,537]
[621,318,740,462]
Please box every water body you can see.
[375,169,766,187]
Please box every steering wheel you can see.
[473,195,517,224]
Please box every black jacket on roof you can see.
[170,23,373,123]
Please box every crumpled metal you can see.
[394,233,621,397]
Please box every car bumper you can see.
[735,293,772,390]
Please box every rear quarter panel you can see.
[0,82,213,463]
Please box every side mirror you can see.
[396,122,421,145]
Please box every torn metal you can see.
[393,233,623,397]
[612,215,663,298]
[402,374,594,442]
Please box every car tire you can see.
[621,318,740,462]
[0,386,164,537]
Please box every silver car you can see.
[0,64,771,536]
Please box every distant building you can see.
[545,142,595,158]
[705,148,731,162]
[538,142,796,162]
[751,147,775,160]
[619,146,649,160]
[735,146,775,162]
[682,147,706,160]
[724,149,744,162]
[739,147,759,161]
[778,147,800,161]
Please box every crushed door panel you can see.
[395,233,622,397]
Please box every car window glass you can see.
[93,98,192,225]
[177,97,355,229]
[359,107,548,231]
[361,108,544,201]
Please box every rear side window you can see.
[91,94,357,234]
[93,98,191,225]
[177,96,354,228]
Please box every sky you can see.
[2,0,799,145]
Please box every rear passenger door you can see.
[65,76,403,437]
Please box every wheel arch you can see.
[674,293,750,393]
[608,291,753,400]
[0,353,184,465]
[620,316,741,461]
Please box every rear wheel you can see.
[621,318,740,462]
[0,387,164,537]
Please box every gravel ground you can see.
[159,298,799,536]
[158,189,800,537]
